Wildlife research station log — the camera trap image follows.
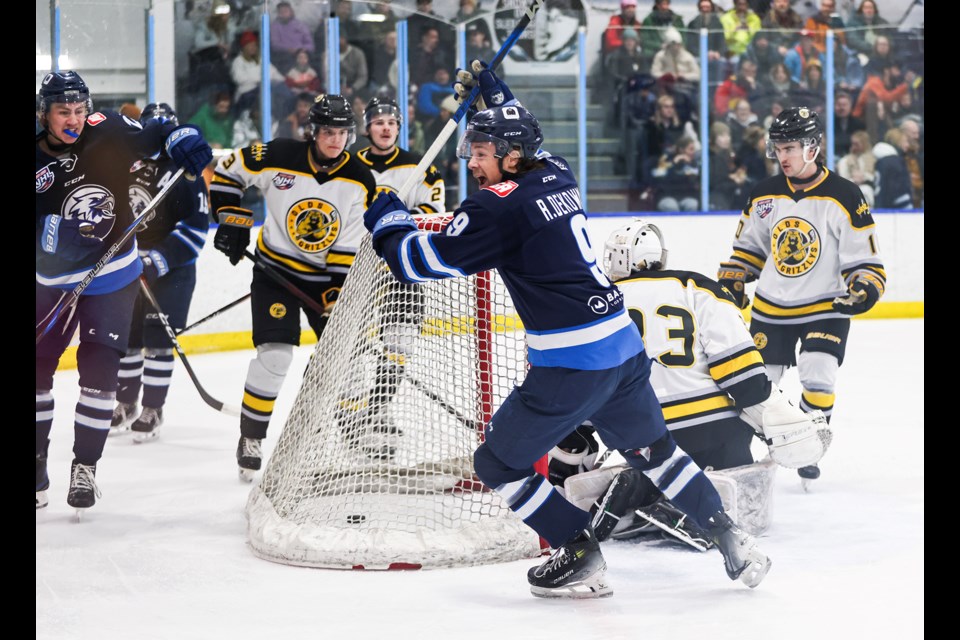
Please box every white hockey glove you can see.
[740,385,826,469]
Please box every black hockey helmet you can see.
[766,106,822,158]
[457,104,543,160]
[364,96,402,128]
[38,70,92,114]
[307,93,356,145]
[140,102,178,126]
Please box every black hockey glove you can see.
[40,214,100,261]
[717,261,754,309]
[164,125,214,178]
[140,250,169,284]
[214,206,254,266]
[453,59,516,111]
[832,273,883,315]
[547,424,600,487]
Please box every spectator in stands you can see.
[357,3,399,70]
[872,128,913,209]
[651,135,701,211]
[424,94,461,203]
[845,0,889,58]
[603,0,642,57]
[270,1,314,74]
[232,100,277,149]
[336,32,369,99]
[783,29,823,83]
[793,59,827,115]
[714,58,760,117]
[761,0,804,57]
[853,59,907,143]
[409,25,450,88]
[640,0,686,67]
[277,91,315,141]
[455,0,493,48]
[407,0,455,56]
[285,48,322,94]
[417,67,455,120]
[187,90,235,150]
[898,118,923,208]
[651,27,700,84]
[726,97,760,149]
[406,101,425,156]
[833,37,865,99]
[644,93,700,180]
[230,30,291,116]
[746,32,783,80]
[685,1,728,85]
[837,129,876,206]
[738,122,775,183]
[466,23,497,69]
[369,30,398,94]
[862,34,895,79]
[719,0,762,63]
[760,96,785,130]
[754,61,797,116]
[605,29,647,106]
[708,121,751,210]
[832,90,865,156]
[188,1,237,97]
[803,0,846,54]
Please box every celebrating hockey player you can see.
[549,219,830,549]
[362,60,771,598]
[36,71,213,512]
[717,107,885,489]
[209,93,377,481]
[111,102,211,443]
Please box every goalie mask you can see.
[602,219,668,281]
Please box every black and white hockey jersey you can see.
[355,146,445,214]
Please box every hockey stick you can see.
[138,276,241,417]
[176,293,251,335]
[396,0,546,201]
[408,376,484,433]
[242,250,328,316]
[36,167,188,344]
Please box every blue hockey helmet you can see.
[140,102,178,126]
[457,104,543,160]
[38,70,92,114]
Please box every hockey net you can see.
[246,216,544,569]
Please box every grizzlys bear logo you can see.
[771,217,820,278]
[287,198,340,253]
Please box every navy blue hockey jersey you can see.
[375,155,645,370]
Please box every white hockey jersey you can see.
[617,270,771,434]
[724,167,886,325]
[209,139,376,281]
[355,146,445,214]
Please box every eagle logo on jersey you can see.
[64,184,116,235]
[771,217,820,277]
[36,164,55,193]
[129,184,153,216]
[287,197,341,253]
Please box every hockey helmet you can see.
[602,218,668,281]
[307,93,356,146]
[457,104,543,160]
[364,96,402,128]
[766,106,822,159]
[38,70,92,114]
[140,102,178,127]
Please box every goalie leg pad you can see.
[706,457,777,536]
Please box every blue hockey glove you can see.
[453,59,515,111]
[41,214,100,259]
[164,125,214,178]
[364,191,417,243]
[832,273,882,315]
[717,261,754,309]
[140,250,169,284]
[214,206,254,266]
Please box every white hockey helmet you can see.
[602,218,668,281]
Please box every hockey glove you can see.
[140,250,169,284]
[832,273,882,315]
[364,191,417,245]
[214,206,254,266]
[40,214,100,260]
[164,125,214,178]
[547,424,600,487]
[717,261,754,309]
[454,59,516,112]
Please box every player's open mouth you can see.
[475,175,487,186]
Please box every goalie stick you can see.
[396,0,546,201]
[138,276,241,417]
[36,167,188,344]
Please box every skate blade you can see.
[739,555,772,589]
[801,478,814,493]
[238,468,257,483]
[132,430,160,444]
[108,426,131,437]
[530,571,613,599]
[36,490,49,510]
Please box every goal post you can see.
[245,215,546,569]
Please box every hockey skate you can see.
[237,436,262,482]
[634,498,714,552]
[591,467,648,542]
[527,526,613,599]
[798,464,821,492]
[36,453,49,510]
[109,401,138,436]
[67,459,101,515]
[131,407,163,443]
[706,511,772,588]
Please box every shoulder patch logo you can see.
[771,216,821,278]
[482,180,518,197]
[273,173,296,190]
[86,112,107,126]
[855,200,870,217]
[754,198,774,219]
[36,165,55,193]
